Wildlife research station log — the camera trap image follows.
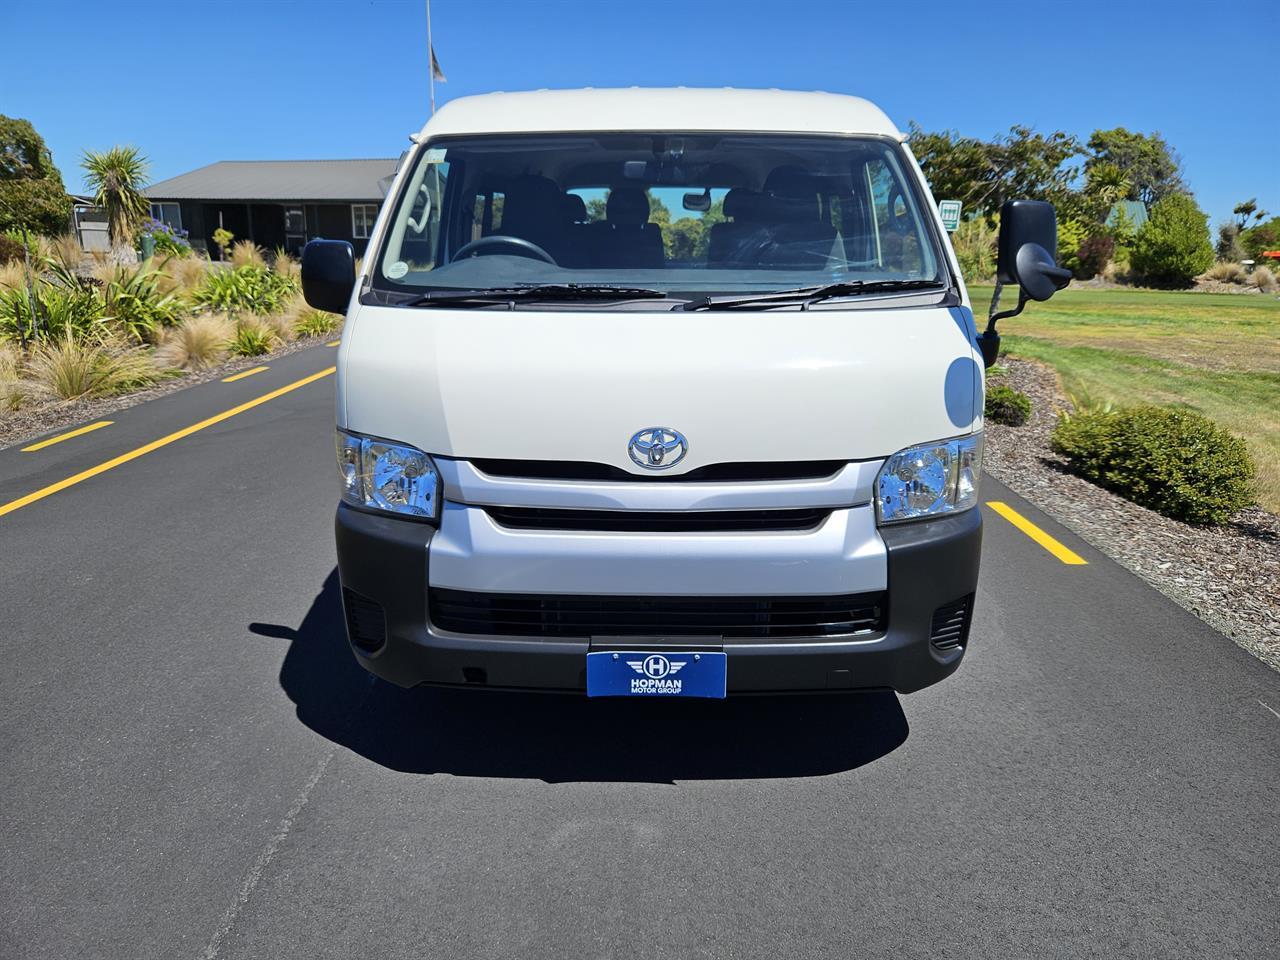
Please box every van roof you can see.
[418,88,903,140]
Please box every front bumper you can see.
[334,503,982,695]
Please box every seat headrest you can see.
[606,188,650,226]
[561,193,588,222]
[762,166,821,223]
[723,188,763,221]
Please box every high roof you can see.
[144,159,398,201]
[419,88,902,140]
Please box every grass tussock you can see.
[25,334,160,401]
[154,313,234,371]
[0,260,28,292]
[1203,262,1248,284]
[0,342,36,411]
[260,310,296,343]
[272,249,301,282]
[229,240,266,270]
[1253,266,1276,292]
[47,234,84,271]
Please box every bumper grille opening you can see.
[930,595,974,651]
[343,587,388,654]
[485,506,830,533]
[430,588,885,640]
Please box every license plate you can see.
[586,651,727,698]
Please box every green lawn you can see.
[971,286,1280,513]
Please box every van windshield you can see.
[372,133,944,299]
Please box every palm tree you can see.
[81,146,150,251]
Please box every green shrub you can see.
[1130,194,1214,287]
[1076,234,1114,279]
[1240,217,1280,261]
[96,262,182,342]
[952,217,996,281]
[0,272,105,343]
[191,265,297,316]
[230,318,277,356]
[294,309,339,338]
[1056,218,1089,277]
[985,384,1032,426]
[1050,405,1254,524]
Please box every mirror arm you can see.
[976,281,1029,369]
[986,280,1029,329]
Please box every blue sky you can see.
[3,0,1276,228]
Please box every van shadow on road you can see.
[252,570,909,783]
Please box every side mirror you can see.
[996,200,1072,301]
[301,239,356,314]
[978,200,1072,368]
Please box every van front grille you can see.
[429,588,886,640]
[484,506,830,533]
[469,458,845,483]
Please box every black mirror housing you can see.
[301,239,356,314]
[996,200,1071,302]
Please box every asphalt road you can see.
[2,343,1277,960]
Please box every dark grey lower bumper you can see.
[334,503,981,695]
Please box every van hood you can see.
[338,303,983,475]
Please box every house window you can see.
[150,202,182,232]
[351,204,379,239]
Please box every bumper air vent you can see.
[342,587,388,654]
[429,588,886,640]
[930,595,974,651]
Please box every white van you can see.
[303,88,1068,699]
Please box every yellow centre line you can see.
[326,340,341,347]
[0,367,335,519]
[986,501,1088,565]
[222,365,269,383]
[21,420,114,452]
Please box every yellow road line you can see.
[21,420,114,452]
[222,365,269,383]
[0,367,335,519]
[986,501,1087,565]
[326,340,341,347]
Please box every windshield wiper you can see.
[678,279,945,311]
[403,283,672,308]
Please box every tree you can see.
[908,123,1081,222]
[0,115,72,236]
[1085,128,1186,206]
[81,146,150,249]
[1130,194,1214,286]
[1240,217,1280,260]
[1232,198,1267,231]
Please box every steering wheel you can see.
[451,235,557,264]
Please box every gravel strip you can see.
[0,334,339,451]
[984,358,1280,672]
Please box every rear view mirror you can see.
[301,239,356,314]
[996,200,1071,301]
[683,189,711,212]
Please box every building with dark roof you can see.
[143,158,398,257]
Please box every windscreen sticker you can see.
[424,147,447,163]
[385,260,409,279]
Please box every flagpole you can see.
[427,0,435,115]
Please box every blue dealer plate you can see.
[586,651,727,698]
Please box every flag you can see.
[430,45,446,82]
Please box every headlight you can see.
[336,429,440,521]
[875,433,982,525]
